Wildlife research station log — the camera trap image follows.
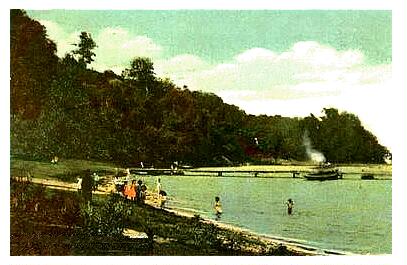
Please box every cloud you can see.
[40,20,80,58]
[176,41,373,98]
[41,22,163,73]
[40,21,393,149]
[155,54,210,81]
[171,42,392,149]
[93,27,162,73]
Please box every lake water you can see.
[142,175,391,254]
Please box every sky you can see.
[26,10,394,150]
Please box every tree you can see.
[72,32,97,67]
[122,57,155,83]
[10,9,58,119]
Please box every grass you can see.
[11,157,119,182]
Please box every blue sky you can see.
[27,10,393,150]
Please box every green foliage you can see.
[122,57,155,83]
[300,108,390,163]
[79,194,130,237]
[10,11,390,165]
[10,9,58,119]
[72,31,97,67]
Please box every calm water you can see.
[142,175,391,254]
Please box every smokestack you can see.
[303,131,326,164]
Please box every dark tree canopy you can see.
[10,11,391,166]
[122,57,155,83]
[10,9,58,119]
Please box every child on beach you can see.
[159,190,167,208]
[214,196,222,220]
[127,180,137,201]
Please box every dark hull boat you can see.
[304,169,342,181]
[361,174,375,180]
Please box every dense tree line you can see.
[10,10,390,166]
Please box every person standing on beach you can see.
[286,198,294,215]
[127,180,137,201]
[76,176,83,192]
[156,178,162,196]
[214,196,222,220]
[137,180,143,203]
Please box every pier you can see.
[129,168,302,178]
[127,168,391,180]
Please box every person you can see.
[125,168,131,182]
[156,178,162,197]
[81,171,94,202]
[141,183,147,203]
[136,180,143,203]
[77,176,83,192]
[214,196,222,220]
[51,155,59,164]
[123,181,129,197]
[286,198,294,215]
[113,175,121,193]
[92,172,100,191]
[127,180,137,201]
[159,190,167,208]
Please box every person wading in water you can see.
[286,198,294,215]
[214,196,222,220]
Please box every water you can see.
[141,175,391,254]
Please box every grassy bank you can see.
[11,157,119,182]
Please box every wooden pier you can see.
[188,169,301,178]
[129,168,302,178]
[127,168,390,180]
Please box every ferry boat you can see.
[304,165,342,181]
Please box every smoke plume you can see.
[303,131,326,163]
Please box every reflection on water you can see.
[142,175,391,254]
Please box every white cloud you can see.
[41,22,163,73]
[235,48,276,63]
[174,42,392,149]
[40,20,79,57]
[40,21,393,150]
[155,54,210,80]
[93,27,163,73]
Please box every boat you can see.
[304,166,342,181]
[361,173,375,180]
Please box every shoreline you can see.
[147,200,354,256]
[16,175,373,255]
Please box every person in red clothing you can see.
[127,180,137,201]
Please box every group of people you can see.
[114,172,167,208]
[117,178,147,203]
[76,171,99,191]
